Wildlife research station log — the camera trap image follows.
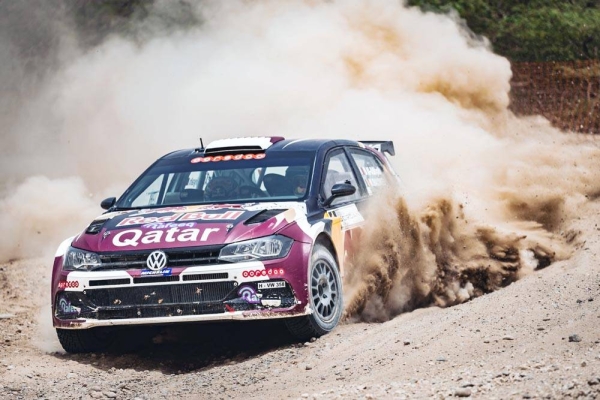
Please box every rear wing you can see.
[359,141,395,156]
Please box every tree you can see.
[407,0,600,61]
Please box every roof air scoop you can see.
[204,137,284,155]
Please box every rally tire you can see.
[56,328,114,354]
[285,244,343,340]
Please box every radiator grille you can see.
[84,281,237,307]
[183,272,228,281]
[88,278,130,287]
[132,276,179,284]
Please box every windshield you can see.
[116,152,314,209]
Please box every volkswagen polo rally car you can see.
[52,137,398,353]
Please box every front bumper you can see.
[52,243,311,329]
[55,308,312,329]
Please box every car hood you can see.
[71,203,307,253]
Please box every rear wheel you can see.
[285,244,343,340]
[56,328,114,353]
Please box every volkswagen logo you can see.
[146,250,167,271]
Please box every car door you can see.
[320,148,367,273]
[321,148,364,207]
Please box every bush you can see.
[408,0,600,61]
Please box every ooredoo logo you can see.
[191,154,266,163]
[242,269,284,278]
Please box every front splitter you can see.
[55,307,312,329]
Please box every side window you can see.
[131,175,164,207]
[185,171,201,189]
[322,149,361,206]
[349,149,387,195]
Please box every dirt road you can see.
[1,200,599,399]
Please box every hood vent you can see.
[86,219,108,235]
[244,209,286,225]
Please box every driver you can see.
[287,166,309,197]
[204,176,238,200]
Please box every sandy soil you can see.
[0,200,599,400]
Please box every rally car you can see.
[52,136,397,352]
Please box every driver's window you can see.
[322,149,361,206]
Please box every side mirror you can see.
[323,183,356,207]
[100,197,116,210]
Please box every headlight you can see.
[219,235,293,262]
[63,247,101,271]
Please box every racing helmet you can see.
[286,166,310,196]
[204,176,238,200]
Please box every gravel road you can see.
[1,201,599,400]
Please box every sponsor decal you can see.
[257,281,286,289]
[58,281,79,289]
[140,268,173,276]
[261,299,282,307]
[243,270,265,278]
[131,204,245,216]
[112,227,220,247]
[58,298,79,314]
[117,210,244,227]
[179,211,244,222]
[142,222,196,229]
[237,286,260,304]
[242,268,284,278]
[360,166,386,190]
[326,204,364,230]
[190,153,266,163]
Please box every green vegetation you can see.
[407,0,600,61]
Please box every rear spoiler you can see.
[359,141,395,156]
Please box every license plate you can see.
[257,281,286,289]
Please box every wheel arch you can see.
[314,233,340,271]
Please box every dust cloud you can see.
[343,110,600,321]
[1,1,599,322]
[343,191,572,322]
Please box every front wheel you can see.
[285,244,343,340]
[56,328,114,353]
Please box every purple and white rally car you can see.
[52,137,397,352]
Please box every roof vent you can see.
[204,137,284,155]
